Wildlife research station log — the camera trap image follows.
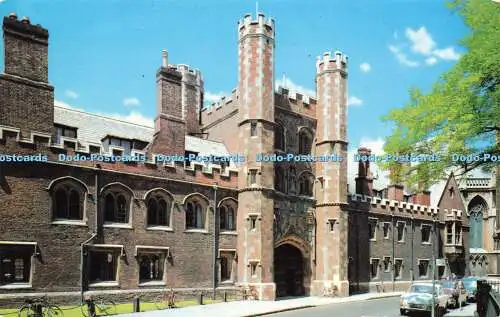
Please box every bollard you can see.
[34,303,43,317]
[133,296,140,312]
[223,291,227,302]
[198,293,204,305]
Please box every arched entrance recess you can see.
[274,243,305,297]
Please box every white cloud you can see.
[433,47,461,61]
[347,96,363,107]
[123,97,141,107]
[275,77,316,98]
[388,45,420,68]
[0,0,6,3]
[104,111,154,127]
[390,27,461,68]
[405,27,436,55]
[360,63,371,73]
[204,91,230,105]
[425,56,438,66]
[65,89,79,99]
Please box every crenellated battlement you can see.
[316,50,348,74]
[0,125,239,185]
[238,12,275,39]
[175,64,203,85]
[276,86,317,106]
[349,193,439,217]
[200,88,238,126]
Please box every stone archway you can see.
[274,243,305,297]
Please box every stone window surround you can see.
[370,257,380,280]
[87,244,124,288]
[368,217,378,241]
[394,258,403,280]
[218,249,236,284]
[382,222,391,239]
[420,224,432,245]
[48,176,89,226]
[383,256,391,272]
[418,258,430,278]
[445,221,462,245]
[247,213,261,231]
[0,241,38,290]
[218,198,238,233]
[101,183,134,229]
[327,218,337,232]
[184,194,210,233]
[144,189,174,231]
[396,221,406,243]
[248,259,260,277]
[135,245,170,287]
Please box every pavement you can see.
[119,292,403,317]
[444,303,477,317]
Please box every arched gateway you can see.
[274,243,305,297]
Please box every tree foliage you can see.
[382,0,500,191]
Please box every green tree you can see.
[382,0,500,192]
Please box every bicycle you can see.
[80,296,116,317]
[154,288,176,310]
[241,285,258,300]
[18,297,64,317]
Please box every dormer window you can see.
[185,151,198,167]
[102,137,132,155]
[449,187,455,199]
[55,124,77,143]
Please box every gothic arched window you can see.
[298,130,312,155]
[299,173,314,196]
[51,178,86,220]
[102,185,132,223]
[185,196,207,230]
[275,124,285,151]
[220,200,237,231]
[275,166,285,192]
[469,196,487,249]
[146,190,172,227]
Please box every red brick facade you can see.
[0,12,469,306]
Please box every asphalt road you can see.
[263,297,475,317]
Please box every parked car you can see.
[461,277,479,302]
[440,280,467,308]
[400,282,448,316]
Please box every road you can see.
[263,297,476,317]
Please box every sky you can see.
[0,0,472,201]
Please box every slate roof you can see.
[53,105,236,167]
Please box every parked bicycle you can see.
[18,297,64,317]
[154,288,176,310]
[80,296,116,317]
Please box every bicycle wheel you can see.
[154,295,168,310]
[80,304,89,317]
[95,300,116,315]
[18,306,35,317]
[43,306,64,317]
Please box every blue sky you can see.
[0,0,468,155]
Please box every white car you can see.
[400,282,448,316]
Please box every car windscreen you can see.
[410,285,434,293]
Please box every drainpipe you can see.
[212,182,218,300]
[80,166,100,301]
[411,217,414,281]
[392,210,395,291]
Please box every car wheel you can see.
[400,309,406,316]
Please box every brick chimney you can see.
[0,13,54,138]
[355,147,373,196]
[387,184,404,201]
[414,190,431,206]
[147,50,186,156]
